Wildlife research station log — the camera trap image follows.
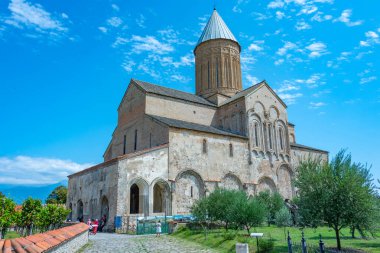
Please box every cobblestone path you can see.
[81,233,218,253]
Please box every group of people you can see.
[86,214,107,235]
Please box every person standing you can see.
[155,220,162,237]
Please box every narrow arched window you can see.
[216,58,219,87]
[254,122,259,147]
[279,127,284,150]
[207,61,210,89]
[268,123,273,150]
[203,139,207,154]
[229,143,233,157]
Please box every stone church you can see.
[67,9,328,230]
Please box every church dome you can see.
[195,9,238,49]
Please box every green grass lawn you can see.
[4,231,21,239]
[172,226,380,253]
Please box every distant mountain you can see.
[0,180,68,204]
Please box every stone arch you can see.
[269,106,279,121]
[77,200,83,221]
[100,196,109,220]
[174,170,205,214]
[219,173,243,190]
[277,164,294,199]
[254,101,265,114]
[128,177,149,215]
[256,176,277,194]
[151,178,171,215]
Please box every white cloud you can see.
[309,102,326,109]
[232,6,242,13]
[0,156,92,186]
[334,9,363,27]
[98,26,107,33]
[277,41,297,56]
[298,5,318,15]
[360,76,377,85]
[278,93,303,105]
[268,0,285,9]
[295,73,324,88]
[276,81,300,93]
[248,41,264,51]
[111,4,119,11]
[129,35,174,54]
[359,30,380,47]
[295,21,311,30]
[122,58,136,72]
[306,42,327,58]
[276,11,286,19]
[171,74,191,83]
[274,59,284,65]
[136,14,146,28]
[252,12,272,20]
[107,16,123,27]
[311,12,332,22]
[4,0,67,35]
[246,75,260,84]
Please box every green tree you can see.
[36,204,70,231]
[46,186,67,205]
[191,197,211,239]
[256,190,283,225]
[275,207,292,240]
[0,195,17,239]
[232,192,267,235]
[207,188,239,230]
[295,150,377,250]
[19,198,42,235]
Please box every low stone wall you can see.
[49,229,88,253]
[0,223,89,253]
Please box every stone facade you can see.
[67,9,328,231]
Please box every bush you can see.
[258,239,274,253]
[222,230,236,241]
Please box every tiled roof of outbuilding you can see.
[0,223,88,253]
[148,114,247,139]
[132,79,216,107]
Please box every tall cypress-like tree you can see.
[295,150,376,250]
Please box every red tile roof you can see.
[0,223,88,253]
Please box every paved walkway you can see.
[81,233,217,253]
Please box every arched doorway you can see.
[153,180,171,214]
[77,200,83,221]
[101,196,109,219]
[130,184,139,214]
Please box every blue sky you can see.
[0,0,379,187]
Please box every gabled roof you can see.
[219,81,264,106]
[196,9,238,49]
[147,114,247,139]
[290,143,328,153]
[219,80,288,108]
[132,79,216,107]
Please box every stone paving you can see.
[81,233,218,253]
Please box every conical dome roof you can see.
[196,9,238,48]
